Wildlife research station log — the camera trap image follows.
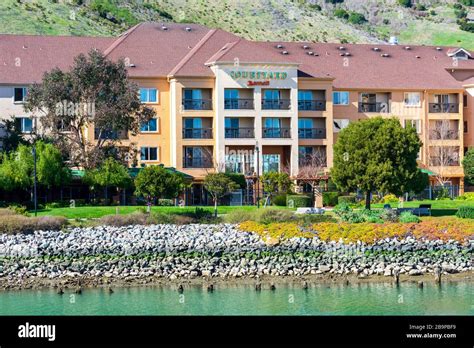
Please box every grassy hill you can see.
[1,0,474,49]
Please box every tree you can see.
[0,146,32,192]
[462,148,474,186]
[296,148,328,207]
[331,117,428,209]
[134,165,185,205]
[0,142,71,194]
[398,0,412,8]
[84,157,131,204]
[260,171,292,206]
[204,173,239,217]
[24,49,155,169]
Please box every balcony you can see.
[428,103,459,113]
[298,100,326,111]
[429,157,460,167]
[262,127,291,138]
[183,156,213,168]
[182,128,213,139]
[182,99,213,111]
[224,98,254,110]
[299,156,327,167]
[358,102,389,113]
[261,99,291,110]
[225,127,255,139]
[429,129,459,140]
[298,128,326,139]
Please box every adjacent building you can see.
[1,22,473,202]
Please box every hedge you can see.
[0,214,67,234]
[456,206,474,219]
[272,194,287,207]
[322,192,339,206]
[338,195,357,205]
[286,194,312,208]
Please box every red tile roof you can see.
[0,34,114,84]
[1,22,474,90]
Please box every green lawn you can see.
[30,200,473,219]
[31,205,267,219]
[372,200,474,216]
[372,200,474,209]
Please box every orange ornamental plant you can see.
[238,218,474,244]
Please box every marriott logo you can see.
[18,322,56,341]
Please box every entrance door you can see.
[184,89,202,110]
[264,118,281,137]
[184,118,202,138]
[298,118,314,138]
[263,89,280,109]
[225,89,239,109]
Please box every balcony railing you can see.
[261,99,291,110]
[429,157,460,167]
[299,157,327,167]
[182,128,213,139]
[262,127,291,138]
[358,102,389,113]
[298,100,326,111]
[225,127,255,138]
[429,129,459,140]
[224,98,254,110]
[182,99,213,110]
[429,103,459,113]
[183,156,213,168]
[298,128,326,139]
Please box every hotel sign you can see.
[230,70,288,80]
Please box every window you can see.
[463,95,468,107]
[298,118,313,129]
[140,147,158,161]
[333,119,349,132]
[14,87,27,103]
[298,146,313,158]
[224,89,240,109]
[263,154,280,173]
[225,117,239,129]
[264,89,281,101]
[140,118,158,132]
[16,117,32,133]
[404,119,422,134]
[333,91,349,105]
[298,90,313,101]
[404,92,421,106]
[464,121,468,134]
[139,88,158,103]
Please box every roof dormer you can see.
[447,47,472,61]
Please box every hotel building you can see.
[1,23,473,202]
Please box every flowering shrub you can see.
[382,194,399,203]
[239,221,313,240]
[239,218,474,243]
[399,211,420,223]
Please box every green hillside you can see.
[1,0,474,49]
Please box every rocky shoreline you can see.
[0,224,472,291]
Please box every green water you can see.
[0,282,472,315]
